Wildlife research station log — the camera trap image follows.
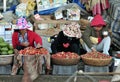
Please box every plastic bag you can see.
[38,7,59,15]
[72,0,85,10]
[54,3,81,20]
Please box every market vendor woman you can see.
[11,17,51,82]
[12,17,42,50]
[81,14,111,55]
[51,22,82,55]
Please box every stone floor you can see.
[0,75,113,82]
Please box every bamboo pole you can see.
[77,72,120,75]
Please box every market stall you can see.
[0,0,120,82]
[11,47,51,82]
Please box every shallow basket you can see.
[0,54,14,65]
[81,56,112,66]
[51,57,80,66]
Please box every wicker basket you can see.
[81,56,112,66]
[51,56,80,66]
[0,54,14,65]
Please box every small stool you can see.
[0,65,12,74]
[84,65,109,72]
[52,65,78,75]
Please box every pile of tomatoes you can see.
[52,52,80,59]
[81,52,112,59]
[19,47,49,55]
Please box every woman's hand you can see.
[36,43,42,48]
[91,47,97,52]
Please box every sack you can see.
[90,36,98,44]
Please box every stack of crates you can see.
[0,65,12,74]
[52,65,78,75]
[84,65,109,72]
[0,24,5,39]
[0,23,12,74]
[0,23,12,44]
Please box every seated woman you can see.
[51,22,82,55]
[81,14,111,55]
[12,18,42,50]
[11,17,51,82]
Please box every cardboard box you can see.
[36,0,67,11]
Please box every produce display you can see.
[51,52,80,59]
[51,52,80,65]
[81,52,112,59]
[0,37,14,55]
[81,52,112,66]
[19,47,49,55]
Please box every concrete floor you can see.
[0,75,112,82]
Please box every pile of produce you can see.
[81,52,112,66]
[52,52,80,59]
[51,52,80,65]
[0,37,14,55]
[81,52,112,59]
[19,47,49,55]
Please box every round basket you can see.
[51,56,80,66]
[0,54,14,65]
[81,57,112,66]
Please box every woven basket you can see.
[52,56,80,66]
[81,56,112,66]
[0,54,14,65]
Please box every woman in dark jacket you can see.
[51,22,82,55]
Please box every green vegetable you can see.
[1,47,9,51]
[8,50,14,54]
[0,42,8,47]
[8,45,14,50]
[1,51,8,55]
[0,37,4,43]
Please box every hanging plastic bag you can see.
[54,3,81,20]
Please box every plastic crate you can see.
[0,65,12,74]
[84,65,109,72]
[52,65,78,75]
